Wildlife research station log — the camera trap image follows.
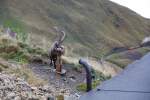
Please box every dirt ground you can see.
[29,63,86,94]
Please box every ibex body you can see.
[49,28,66,69]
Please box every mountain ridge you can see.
[0,0,150,57]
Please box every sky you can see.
[110,0,150,18]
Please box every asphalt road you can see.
[80,52,150,100]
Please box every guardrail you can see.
[79,59,92,92]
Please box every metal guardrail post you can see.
[79,59,92,92]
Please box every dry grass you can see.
[83,57,122,76]
[0,35,48,86]
[62,56,121,77]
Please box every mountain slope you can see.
[0,0,150,57]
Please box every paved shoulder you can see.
[80,52,150,100]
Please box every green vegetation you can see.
[0,52,29,64]
[92,70,112,81]
[3,18,28,42]
[0,0,149,58]
[76,80,100,92]
[106,47,150,68]
[0,35,47,86]
[76,70,111,92]
[0,35,47,64]
[0,38,29,64]
[56,95,64,100]
[17,42,48,56]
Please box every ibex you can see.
[49,27,66,69]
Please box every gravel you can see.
[0,72,80,100]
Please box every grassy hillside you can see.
[106,46,150,68]
[0,0,150,58]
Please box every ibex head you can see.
[53,27,66,46]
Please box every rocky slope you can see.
[0,56,80,100]
[0,34,81,100]
[0,72,80,100]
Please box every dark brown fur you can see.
[49,29,66,69]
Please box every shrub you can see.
[76,80,100,92]
[3,18,28,42]
[76,70,111,92]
